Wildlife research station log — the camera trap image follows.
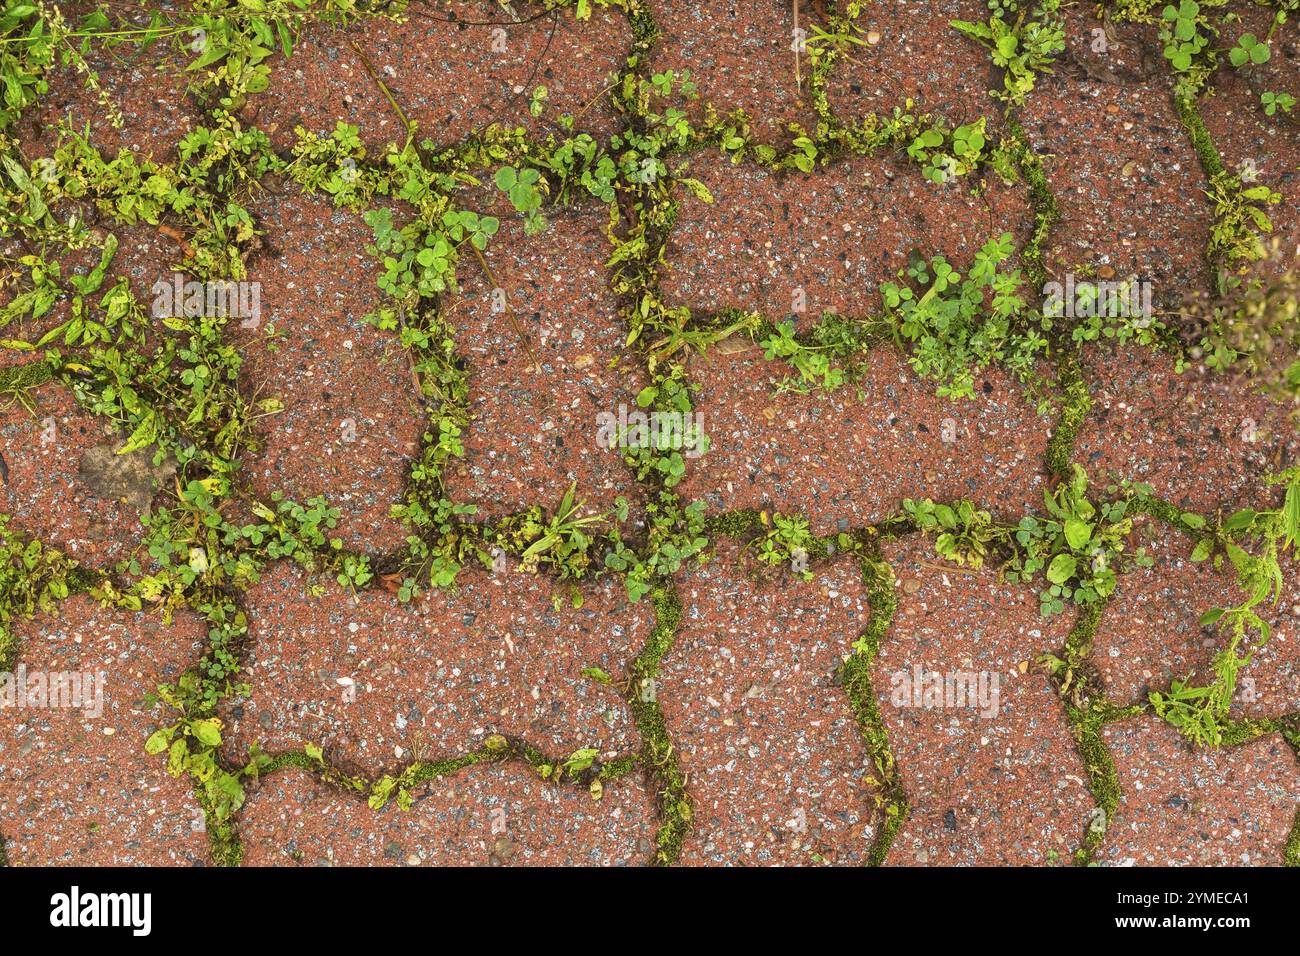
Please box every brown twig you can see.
[793,0,802,94]
[467,242,542,373]
[349,40,415,140]
[916,560,983,577]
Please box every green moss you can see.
[629,583,692,865]
[1068,705,1122,866]
[1285,806,1300,867]
[1052,600,1122,865]
[1218,718,1278,747]
[705,509,765,539]
[842,551,909,866]
[0,360,54,398]
[1004,117,1060,293]
[1130,494,1187,528]
[1045,350,1091,480]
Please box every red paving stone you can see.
[0,384,153,566]
[238,764,655,866]
[1096,520,1242,710]
[0,596,208,865]
[1020,11,1213,305]
[647,0,818,145]
[1097,520,1300,723]
[1200,65,1300,263]
[1097,520,1300,718]
[662,150,1032,327]
[1076,344,1300,513]
[220,561,647,776]
[236,183,424,553]
[442,189,651,523]
[250,2,629,155]
[827,0,1000,132]
[877,539,1089,866]
[678,346,1050,535]
[1102,717,1300,866]
[661,541,877,865]
[16,25,201,166]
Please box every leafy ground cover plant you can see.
[952,0,1065,106]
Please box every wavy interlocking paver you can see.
[678,346,1050,535]
[876,539,1090,866]
[252,1,629,154]
[236,185,424,553]
[238,764,655,866]
[1020,10,1211,301]
[647,0,816,145]
[1201,66,1300,260]
[1077,344,1300,513]
[443,189,651,522]
[0,596,208,865]
[1103,716,1300,866]
[660,540,876,865]
[220,561,646,775]
[16,32,200,165]
[662,150,1032,327]
[1095,519,1300,718]
[0,386,146,565]
[827,0,998,131]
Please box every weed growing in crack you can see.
[952,0,1065,107]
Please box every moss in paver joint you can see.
[842,551,909,866]
[627,582,692,865]
[1067,705,1123,866]
[1045,350,1092,480]
[1004,116,1060,294]
[1046,597,1136,864]
[1283,719,1300,867]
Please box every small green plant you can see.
[487,483,607,581]
[1204,171,1279,272]
[494,165,547,235]
[952,0,1065,106]
[761,320,845,392]
[1194,247,1300,394]
[906,118,988,184]
[1152,469,1299,746]
[749,512,816,579]
[904,498,1002,569]
[1261,91,1295,115]
[882,233,1045,399]
[528,84,549,117]
[366,206,457,299]
[1160,0,1210,73]
[1228,32,1270,67]
[604,493,708,602]
[1005,466,1141,616]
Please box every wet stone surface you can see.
[2,1,1298,871]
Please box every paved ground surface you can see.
[1,1,1299,867]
